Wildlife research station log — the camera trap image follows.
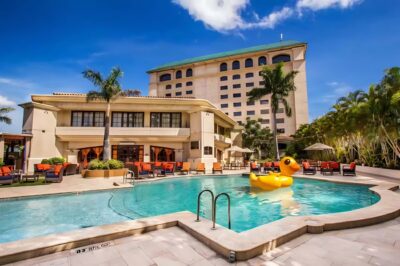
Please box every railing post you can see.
[212,192,231,230]
[196,189,214,222]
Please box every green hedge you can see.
[88,159,124,170]
[41,157,65,165]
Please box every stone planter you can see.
[82,168,128,178]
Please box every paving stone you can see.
[119,248,154,266]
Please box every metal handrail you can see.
[212,193,231,229]
[196,189,215,222]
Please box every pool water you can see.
[0,175,379,243]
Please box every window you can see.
[220,76,228,81]
[220,63,227,72]
[150,113,181,128]
[233,84,241,89]
[204,146,213,155]
[260,109,269,114]
[221,103,228,108]
[233,111,242,116]
[220,94,228,99]
[258,56,267,66]
[245,73,254,78]
[71,111,104,127]
[112,112,144,127]
[245,58,253,68]
[232,60,240,70]
[186,81,193,86]
[186,90,193,95]
[277,128,285,134]
[261,119,270,124]
[176,70,182,79]
[259,81,265,86]
[166,93,171,97]
[260,99,269,105]
[176,91,182,96]
[276,118,285,123]
[233,93,241,98]
[166,84,172,90]
[186,68,193,77]
[246,82,254,87]
[233,102,241,107]
[191,141,199,150]
[272,54,291,64]
[160,73,171,82]
[176,83,182,88]
[247,101,255,106]
[247,110,255,115]
[232,74,240,80]
[220,85,228,90]
[277,108,284,113]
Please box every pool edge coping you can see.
[0,175,399,264]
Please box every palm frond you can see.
[82,70,103,86]
[86,90,104,102]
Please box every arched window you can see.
[220,63,227,72]
[186,68,193,77]
[232,60,240,70]
[258,56,267,66]
[245,58,253,68]
[272,54,291,64]
[159,73,171,82]
[175,70,182,79]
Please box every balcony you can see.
[214,134,232,145]
[55,127,190,142]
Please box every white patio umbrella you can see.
[226,146,253,162]
[304,143,334,151]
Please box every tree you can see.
[0,107,15,124]
[83,67,123,160]
[242,118,274,160]
[121,89,141,97]
[248,63,298,160]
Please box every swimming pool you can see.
[0,175,379,243]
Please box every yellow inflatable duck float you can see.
[249,157,300,191]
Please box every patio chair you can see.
[320,161,332,175]
[34,163,51,175]
[176,162,183,171]
[250,162,260,173]
[179,162,191,175]
[162,163,175,175]
[64,164,78,176]
[272,162,280,172]
[302,161,316,175]
[0,174,13,185]
[343,162,356,176]
[263,162,273,173]
[45,165,64,183]
[212,162,223,174]
[195,163,206,174]
[133,163,153,178]
[152,162,165,177]
[329,162,341,174]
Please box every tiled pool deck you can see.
[1,170,400,265]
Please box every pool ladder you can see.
[195,189,231,230]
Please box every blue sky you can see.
[1,0,399,133]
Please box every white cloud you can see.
[297,0,361,11]
[0,77,36,89]
[0,95,16,106]
[173,0,362,32]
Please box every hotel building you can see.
[20,94,240,172]
[148,40,309,147]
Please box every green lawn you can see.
[0,176,50,188]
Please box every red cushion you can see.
[53,165,63,175]
[163,163,174,171]
[63,162,70,167]
[141,163,152,171]
[1,166,11,175]
[330,162,339,169]
[321,162,329,169]
[264,162,272,167]
[302,162,310,169]
[250,163,257,168]
[273,162,280,167]
[350,162,356,170]
[43,164,51,171]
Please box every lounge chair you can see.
[45,165,64,183]
[302,161,316,175]
[34,163,51,175]
[180,162,191,175]
[176,162,183,171]
[343,162,356,176]
[162,163,175,175]
[212,162,223,174]
[250,162,260,173]
[263,162,273,173]
[64,164,78,176]
[272,162,280,172]
[0,168,13,185]
[196,163,206,174]
[330,161,341,174]
[133,163,153,178]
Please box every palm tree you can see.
[248,63,298,160]
[83,67,123,160]
[0,107,15,124]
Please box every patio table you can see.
[20,173,39,182]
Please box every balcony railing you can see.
[214,134,232,144]
[56,127,190,138]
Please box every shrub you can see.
[41,159,51,164]
[0,161,4,167]
[105,159,124,169]
[49,157,65,165]
[88,159,107,170]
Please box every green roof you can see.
[147,40,306,73]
